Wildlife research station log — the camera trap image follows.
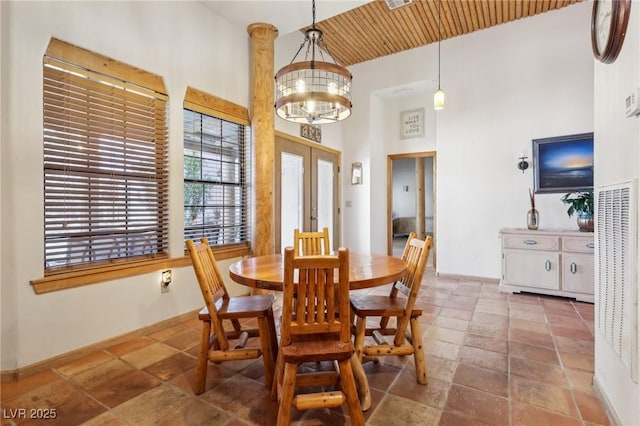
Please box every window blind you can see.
[43,48,168,271]
[183,104,251,247]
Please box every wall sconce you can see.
[351,162,363,185]
[161,269,172,287]
[517,154,529,173]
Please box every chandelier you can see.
[274,0,352,124]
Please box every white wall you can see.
[341,2,594,277]
[393,159,418,218]
[0,1,251,370]
[593,2,640,424]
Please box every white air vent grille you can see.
[596,180,638,381]
[384,0,412,10]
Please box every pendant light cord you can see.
[437,0,441,89]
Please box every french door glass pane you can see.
[280,152,304,252]
[316,158,334,244]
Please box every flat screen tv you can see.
[533,132,594,194]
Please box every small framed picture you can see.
[300,123,321,143]
[400,108,424,139]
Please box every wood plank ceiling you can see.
[305,0,585,66]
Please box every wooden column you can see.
[247,23,278,257]
[415,157,426,239]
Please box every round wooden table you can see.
[229,252,407,291]
[228,251,406,412]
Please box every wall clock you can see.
[591,0,631,64]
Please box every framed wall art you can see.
[533,132,594,193]
[400,108,424,139]
[300,123,321,143]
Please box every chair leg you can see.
[230,318,242,332]
[349,352,372,411]
[195,319,212,394]
[410,317,427,385]
[267,307,279,364]
[354,316,366,362]
[271,347,284,400]
[258,316,275,389]
[338,358,365,426]
[379,315,391,329]
[276,362,298,426]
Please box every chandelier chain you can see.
[312,0,316,28]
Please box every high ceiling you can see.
[205,1,586,67]
[312,0,586,66]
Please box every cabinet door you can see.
[562,253,594,294]
[503,251,560,289]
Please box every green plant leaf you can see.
[561,190,594,217]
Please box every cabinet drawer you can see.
[563,237,594,254]
[503,234,560,251]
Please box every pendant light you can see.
[434,0,445,110]
[274,0,352,124]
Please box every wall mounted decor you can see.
[351,162,363,185]
[533,132,594,193]
[400,108,424,139]
[300,123,321,143]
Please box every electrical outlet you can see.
[161,283,170,293]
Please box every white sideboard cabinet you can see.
[499,228,594,303]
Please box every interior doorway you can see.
[387,152,436,267]
[275,133,340,253]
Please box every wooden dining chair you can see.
[293,227,330,255]
[186,238,278,394]
[350,232,433,384]
[272,247,364,426]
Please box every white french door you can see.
[275,136,339,253]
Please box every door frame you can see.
[274,130,341,253]
[387,151,437,266]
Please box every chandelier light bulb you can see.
[306,100,316,113]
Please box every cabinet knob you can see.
[570,262,577,274]
[586,243,595,249]
[545,260,551,271]
[523,240,537,245]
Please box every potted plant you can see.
[561,190,594,232]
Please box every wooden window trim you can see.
[31,242,250,294]
[46,38,167,96]
[184,86,249,125]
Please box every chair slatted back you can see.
[186,238,231,351]
[281,247,350,346]
[391,233,432,346]
[293,227,331,256]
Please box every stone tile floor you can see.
[1,271,609,425]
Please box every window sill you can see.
[31,243,250,294]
